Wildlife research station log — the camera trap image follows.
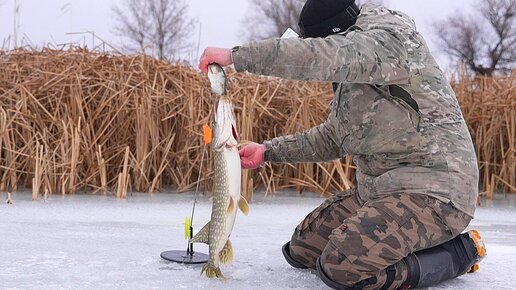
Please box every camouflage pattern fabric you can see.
[289,188,364,269]
[290,188,471,289]
[231,4,479,217]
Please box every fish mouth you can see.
[208,64,223,74]
[208,64,226,96]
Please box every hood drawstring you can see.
[333,82,343,117]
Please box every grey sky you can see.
[0,0,474,69]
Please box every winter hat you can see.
[298,0,360,38]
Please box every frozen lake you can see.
[1,191,515,290]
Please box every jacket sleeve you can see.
[262,119,344,163]
[232,29,410,86]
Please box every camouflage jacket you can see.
[231,4,479,217]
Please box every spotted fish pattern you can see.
[190,65,250,278]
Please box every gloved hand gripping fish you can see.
[190,64,250,278]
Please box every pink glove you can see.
[239,143,265,169]
[198,47,233,73]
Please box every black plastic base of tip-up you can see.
[160,250,209,264]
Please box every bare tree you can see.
[240,0,383,41]
[239,0,303,41]
[112,0,197,61]
[434,0,515,76]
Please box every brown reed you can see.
[0,48,514,201]
[452,72,516,197]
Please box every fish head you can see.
[207,64,227,96]
[212,96,238,151]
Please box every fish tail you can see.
[201,262,224,278]
[219,239,233,264]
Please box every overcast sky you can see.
[0,0,475,70]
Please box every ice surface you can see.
[1,191,515,290]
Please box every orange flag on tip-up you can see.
[203,124,212,145]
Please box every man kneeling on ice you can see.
[198,0,486,288]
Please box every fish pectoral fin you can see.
[226,137,238,148]
[227,197,235,214]
[191,222,210,244]
[219,239,233,264]
[238,196,250,216]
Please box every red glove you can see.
[239,143,265,169]
[198,47,233,73]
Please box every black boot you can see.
[282,241,309,269]
[403,229,487,289]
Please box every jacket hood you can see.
[353,4,417,32]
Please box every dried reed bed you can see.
[453,73,516,197]
[0,48,354,200]
[234,75,356,199]
[0,48,207,198]
[0,48,514,201]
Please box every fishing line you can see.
[185,110,214,255]
[190,143,206,226]
[185,143,205,255]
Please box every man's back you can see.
[340,4,479,216]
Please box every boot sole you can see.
[467,229,486,273]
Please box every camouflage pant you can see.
[289,188,471,289]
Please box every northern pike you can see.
[190,64,249,278]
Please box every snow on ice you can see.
[1,192,515,290]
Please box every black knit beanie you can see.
[298,0,360,38]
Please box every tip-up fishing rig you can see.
[161,64,225,264]
[159,122,213,265]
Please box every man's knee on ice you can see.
[319,242,365,287]
[285,236,318,268]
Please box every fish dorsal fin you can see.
[190,222,210,244]
[227,197,235,214]
[238,196,250,216]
